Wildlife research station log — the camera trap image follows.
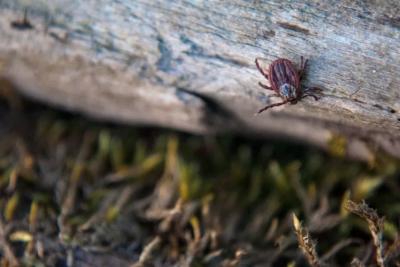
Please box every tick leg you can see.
[269,93,281,98]
[301,94,320,101]
[255,100,289,115]
[299,56,309,79]
[303,87,322,94]
[258,82,273,90]
[255,58,269,80]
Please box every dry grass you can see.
[1,83,400,266]
[292,213,321,267]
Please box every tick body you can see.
[255,57,321,114]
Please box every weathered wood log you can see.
[0,0,400,160]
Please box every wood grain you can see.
[0,0,400,160]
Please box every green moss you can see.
[0,90,400,266]
[328,134,347,157]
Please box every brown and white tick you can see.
[255,57,321,114]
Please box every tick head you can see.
[279,83,297,101]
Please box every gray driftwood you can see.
[0,0,400,160]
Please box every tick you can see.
[255,57,321,114]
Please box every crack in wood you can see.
[372,103,397,114]
[175,87,246,129]
[180,35,248,67]
[377,15,400,29]
[10,9,33,31]
[277,22,310,35]
[156,35,173,72]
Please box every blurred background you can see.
[1,78,400,267]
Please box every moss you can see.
[0,89,400,266]
[327,133,347,157]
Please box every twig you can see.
[292,213,321,267]
[58,132,94,240]
[351,258,366,267]
[321,239,360,262]
[131,236,161,267]
[0,218,19,267]
[384,234,400,263]
[222,249,247,267]
[345,200,385,267]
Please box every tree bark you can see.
[0,0,400,160]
